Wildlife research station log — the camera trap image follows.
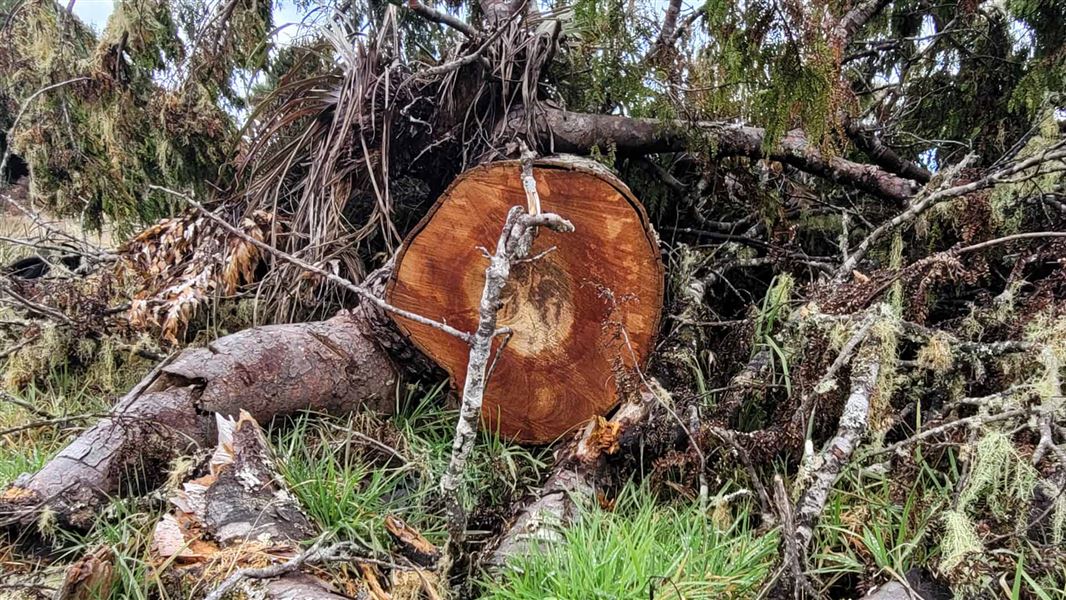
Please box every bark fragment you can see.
[156,411,365,600]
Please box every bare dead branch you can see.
[794,328,883,548]
[0,389,54,420]
[149,185,476,344]
[523,108,921,201]
[394,0,478,39]
[836,146,1066,282]
[874,407,1031,457]
[0,280,74,325]
[772,475,817,598]
[440,201,574,544]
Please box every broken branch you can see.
[440,203,574,544]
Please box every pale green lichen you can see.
[958,431,1037,518]
[917,332,955,374]
[940,509,983,573]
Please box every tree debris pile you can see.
[0,0,1065,599]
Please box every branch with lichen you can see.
[440,199,574,545]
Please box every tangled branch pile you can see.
[0,0,1064,599]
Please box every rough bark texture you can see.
[387,155,664,443]
[258,574,353,600]
[794,339,882,548]
[523,108,920,201]
[0,311,397,530]
[832,0,893,46]
[439,206,574,541]
[845,121,932,183]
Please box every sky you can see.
[70,0,306,44]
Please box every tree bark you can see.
[520,108,920,201]
[0,310,397,530]
[156,412,363,599]
[845,120,932,183]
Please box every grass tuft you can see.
[482,483,779,599]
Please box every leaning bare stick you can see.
[439,204,574,543]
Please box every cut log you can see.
[387,155,664,443]
[0,157,666,535]
[0,311,396,530]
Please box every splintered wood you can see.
[387,156,664,443]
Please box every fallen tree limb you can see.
[844,121,932,184]
[153,411,401,600]
[522,108,921,201]
[794,326,883,549]
[0,312,397,530]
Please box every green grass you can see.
[808,463,951,591]
[54,498,169,600]
[482,484,780,600]
[273,382,549,550]
[0,366,123,487]
[3,322,1063,599]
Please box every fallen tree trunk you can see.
[1,155,664,533]
[388,155,663,443]
[1,312,397,530]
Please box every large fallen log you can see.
[388,155,663,443]
[1,311,397,530]
[1,155,665,532]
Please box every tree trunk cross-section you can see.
[387,156,664,443]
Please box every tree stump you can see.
[387,156,664,443]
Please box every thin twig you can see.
[707,426,774,522]
[1,77,90,179]
[148,185,475,344]
[0,389,54,420]
[872,407,1031,457]
[0,413,102,437]
[772,474,817,599]
[204,539,413,600]
[836,146,1066,282]
[0,280,74,325]
[0,332,37,360]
